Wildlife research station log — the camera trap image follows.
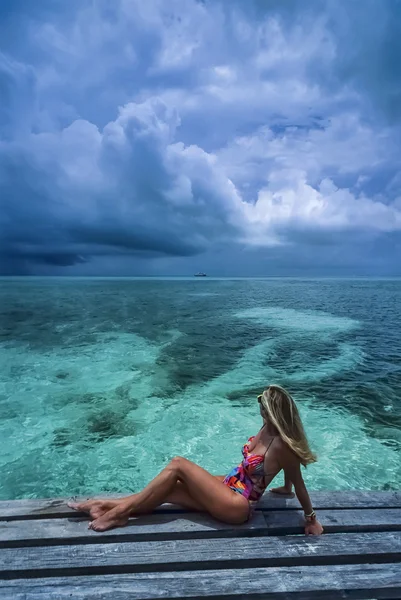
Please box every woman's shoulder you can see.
[265,435,283,455]
[272,437,303,465]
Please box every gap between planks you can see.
[1,532,401,580]
[1,509,401,548]
[1,563,401,600]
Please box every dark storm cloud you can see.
[0,99,240,272]
[1,0,401,275]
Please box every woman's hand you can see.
[270,486,295,497]
[305,518,324,536]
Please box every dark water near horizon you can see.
[0,277,400,499]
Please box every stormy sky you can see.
[1,0,401,276]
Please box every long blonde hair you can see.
[260,384,317,466]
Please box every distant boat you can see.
[194,272,207,277]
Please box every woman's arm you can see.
[279,445,323,535]
[283,471,292,491]
[271,471,293,495]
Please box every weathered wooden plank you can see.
[1,491,400,520]
[263,508,401,534]
[0,495,135,521]
[0,512,268,548]
[258,490,401,511]
[1,508,400,548]
[1,532,401,579]
[1,563,400,599]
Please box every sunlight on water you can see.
[0,278,400,499]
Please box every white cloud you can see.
[4,93,400,265]
[242,175,401,247]
[218,112,392,185]
[1,0,401,273]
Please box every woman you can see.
[69,385,324,535]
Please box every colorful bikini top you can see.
[223,430,277,502]
[243,435,272,471]
[241,434,277,500]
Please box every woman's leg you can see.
[88,459,248,531]
[69,476,226,520]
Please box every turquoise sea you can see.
[0,277,400,500]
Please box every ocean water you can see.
[0,277,400,500]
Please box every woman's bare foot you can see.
[270,486,295,497]
[68,499,121,520]
[89,506,129,532]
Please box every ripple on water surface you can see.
[0,279,400,499]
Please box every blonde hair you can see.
[260,384,317,466]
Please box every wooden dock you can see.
[0,491,401,599]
